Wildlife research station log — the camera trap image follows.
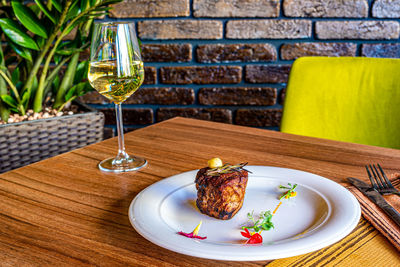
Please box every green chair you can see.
[280,57,400,149]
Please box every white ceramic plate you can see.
[128,166,360,261]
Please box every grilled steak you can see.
[195,167,248,220]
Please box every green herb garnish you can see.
[279,183,298,200]
[242,210,274,233]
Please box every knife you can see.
[347,177,400,227]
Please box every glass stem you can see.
[113,103,130,165]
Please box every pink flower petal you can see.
[178,231,206,240]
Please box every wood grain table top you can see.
[1,117,400,266]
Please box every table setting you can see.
[347,168,400,251]
[0,117,399,266]
[0,6,399,264]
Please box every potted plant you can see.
[0,0,121,173]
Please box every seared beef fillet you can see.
[195,167,248,220]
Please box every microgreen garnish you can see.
[279,183,298,200]
[242,210,274,232]
[240,183,299,245]
[206,162,252,176]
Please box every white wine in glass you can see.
[88,22,146,172]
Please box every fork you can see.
[365,164,400,196]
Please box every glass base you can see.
[98,155,147,172]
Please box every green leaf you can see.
[53,54,62,65]
[55,47,84,56]
[10,107,19,113]
[0,18,39,50]
[15,81,23,91]
[64,17,86,36]
[90,6,111,14]
[0,101,10,122]
[31,76,38,95]
[0,43,4,67]
[11,68,20,85]
[52,76,60,91]
[11,1,48,38]
[66,0,80,21]
[21,89,30,106]
[36,36,46,49]
[50,0,62,13]
[74,60,89,84]
[0,95,18,108]
[98,0,123,6]
[8,41,33,62]
[28,3,41,16]
[64,85,77,101]
[77,82,91,96]
[81,0,90,11]
[34,0,56,24]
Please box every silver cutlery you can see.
[365,164,400,196]
[347,177,400,227]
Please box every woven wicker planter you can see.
[0,103,104,173]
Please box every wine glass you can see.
[88,22,146,172]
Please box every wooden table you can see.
[1,117,399,266]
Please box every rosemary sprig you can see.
[206,162,252,176]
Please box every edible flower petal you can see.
[240,228,263,244]
[247,233,263,244]
[241,228,251,238]
[178,221,207,240]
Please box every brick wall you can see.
[78,0,400,138]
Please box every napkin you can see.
[347,173,400,251]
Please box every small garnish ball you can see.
[208,158,223,168]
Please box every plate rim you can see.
[128,166,361,261]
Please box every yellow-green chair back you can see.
[280,57,400,149]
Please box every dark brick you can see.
[193,0,279,17]
[139,20,222,40]
[78,91,107,104]
[199,87,276,106]
[246,65,291,84]
[160,66,242,84]
[316,21,399,40]
[125,87,195,105]
[144,67,157,84]
[101,108,153,125]
[196,44,277,63]
[372,0,400,18]
[102,109,115,125]
[109,0,190,18]
[281,42,357,60]
[103,127,115,140]
[226,20,311,39]
[142,44,192,62]
[284,0,368,18]
[124,127,138,133]
[236,109,282,127]
[361,43,400,58]
[157,108,232,123]
[279,88,286,105]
